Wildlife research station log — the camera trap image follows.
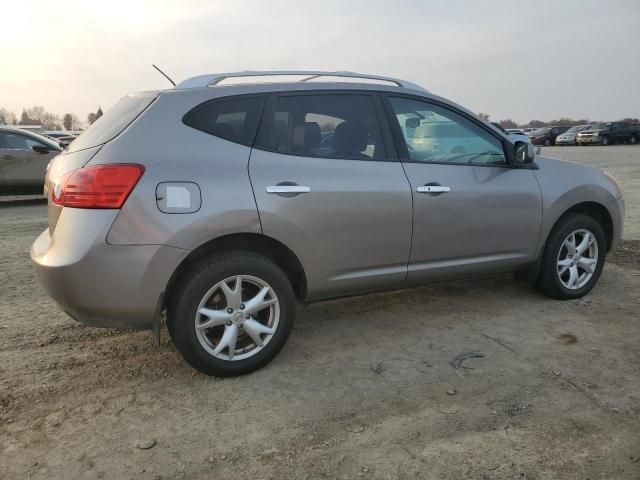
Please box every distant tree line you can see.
[0,106,104,131]
[478,113,640,129]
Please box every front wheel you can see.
[535,214,606,299]
[601,136,609,146]
[544,138,551,146]
[167,252,296,377]
[630,135,637,145]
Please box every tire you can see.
[535,213,606,300]
[630,135,637,145]
[601,136,609,146]
[544,138,551,146]
[167,251,296,377]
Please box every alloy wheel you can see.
[556,229,598,290]
[194,275,280,361]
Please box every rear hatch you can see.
[46,92,158,233]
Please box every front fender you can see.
[534,157,624,256]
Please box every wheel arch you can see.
[164,233,308,309]
[548,201,614,252]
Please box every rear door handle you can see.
[417,185,451,194]
[266,185,311,194]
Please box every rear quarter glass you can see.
[66,92,158,153]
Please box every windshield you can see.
[66,92,157,153]
[532,128,550,135]
[565,126,583,133]
[589,123,609,130]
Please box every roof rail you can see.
[174,70,428,92]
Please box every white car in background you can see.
[555,125,592,145]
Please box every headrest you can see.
[334,121,368,155]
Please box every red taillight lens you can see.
[52,164,145,209]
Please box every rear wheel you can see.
[630,135,637,145]
[544,138,551,146]
[601,136,609,146]
[167,252,296,377]
[535,214,606,299]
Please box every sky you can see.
[1,0,639,125]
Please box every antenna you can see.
[152,64,176,87]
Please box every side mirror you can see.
[32,145,51,154]
[514,141,535,164]
[405,117,420,129]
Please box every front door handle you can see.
[417,185,451,194]
[266,184,311,197]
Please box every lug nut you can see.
[227,308,233,313]
[240,304,245,310]
[238,324,243,329]
[246,314,250,319]
[226,321,232,326]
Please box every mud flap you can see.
[150,293,164,347]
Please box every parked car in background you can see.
[528,126,570,146]
[492,123,530,143]
[521,128,536,134]
[576,122,639,146]
[31,70,624,377]
[0,127,62,194]
[555,125,592,145]
[506,128,525,135]
[44,131,78,148]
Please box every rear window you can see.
[254,94,386,160]
[182,96,265,146]
[66,93,156,153]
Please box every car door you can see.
[0,130,57,192]
[249,92,413,299]
[383,95,542,283]
[610,122,623,142]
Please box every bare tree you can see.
[63,113,73,130]
[70,113,83,130]
[0,108,17,125]
[477,112,490,121]
[499,119,518,129]
[527,120,546,128]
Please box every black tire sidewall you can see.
[168,252,295,377]
[538,214,606,299]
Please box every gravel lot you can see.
[1,145,639,479]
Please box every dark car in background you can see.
[528,126,570,146]
[576,122,639,146]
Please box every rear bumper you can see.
[31,209,189,330]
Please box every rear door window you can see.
[66,93,157,153]
[182,96,265,146]
[254,94,387,160]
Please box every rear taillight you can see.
[52,164,145,209]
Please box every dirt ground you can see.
[1,145,639,479]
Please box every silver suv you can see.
[31,71,624,377]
